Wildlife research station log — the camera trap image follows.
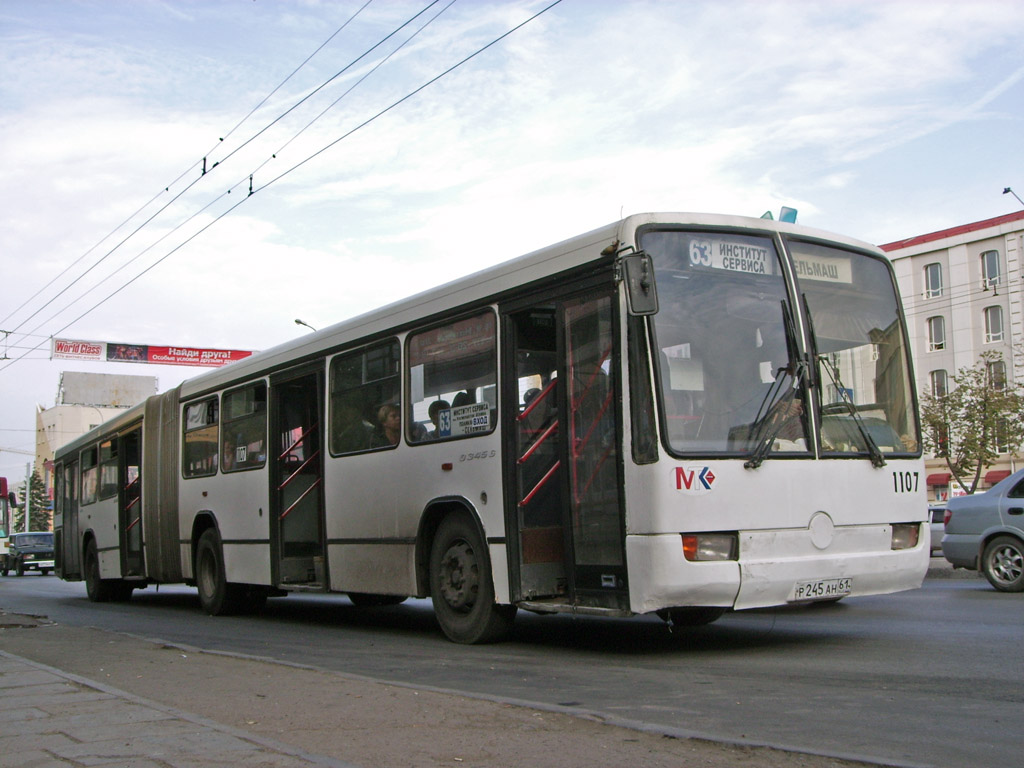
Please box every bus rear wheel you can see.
[84,539,114,602]
[197,529,234,615]
[429,514,515,644]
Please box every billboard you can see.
[51,338,253,368]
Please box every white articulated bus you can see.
[53,212,929,643]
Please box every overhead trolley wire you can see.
[1,0,378,336]
[16,0,453,345]
[0,0,563,375]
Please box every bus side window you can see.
[407,312,497,443]
[81,447,98,505]
[329,339,400,455]
[183,398,219,478]
[221,383,268,472]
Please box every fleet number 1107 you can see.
[892,471,920,494]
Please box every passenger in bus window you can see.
[373,403,401,447]
[452,391,474,408]
[333,402,372,453]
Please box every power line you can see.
[0,0,563,375]
[16,1,454,344]
[1,0,380,337]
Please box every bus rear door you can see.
[270,366,327,588]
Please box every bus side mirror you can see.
[622,251,659,316]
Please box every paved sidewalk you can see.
[0,650,355,768]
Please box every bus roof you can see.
[54,211,883,459]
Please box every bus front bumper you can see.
[627,524,929,615]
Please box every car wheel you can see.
[429,513,515,643]
[15,560,24,577]
[981,536,1024,593]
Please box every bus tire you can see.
[84,539,114,602]
[196,529,239,615]
[429,513,515,644]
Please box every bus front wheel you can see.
[429,514,515,644]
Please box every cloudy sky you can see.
[1,0,1022,472]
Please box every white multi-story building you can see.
[882,209,1024,501]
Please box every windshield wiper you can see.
[816,350,888,468]
[745,300,805,469]
[744,378,799,469]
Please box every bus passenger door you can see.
[506,307,567,600]
[270,368,326,587]
[119,429,144,577]
[562,293,627,606]
[504,292,627,608]
[60,460,81,579]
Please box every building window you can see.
[927,316,945,351]
[929,369,948,398]
[981,250,1002,289]
[995,418,1010,454]
[987,359,1007,390]
[984,306,1004,343]
[924,262,943,298]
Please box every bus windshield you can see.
[642,229,917,459]
[643,230,808,455]
[790,239,918,456]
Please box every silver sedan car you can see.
[941,468,1024,592]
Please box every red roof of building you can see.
[879,209,1024,252]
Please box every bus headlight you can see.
[890,523,921,550]
[682,533,737,562]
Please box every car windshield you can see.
[14,533,52,547]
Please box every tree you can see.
[12,469,51,532]
[921,350,1024,494]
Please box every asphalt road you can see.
[1,564,1019,768]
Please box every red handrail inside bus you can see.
[517,378,557,423]
[279,425,317,462]
[518,420,558,464]
[278,450,321,492]
[518,460,560,508]
[280,477,323,520]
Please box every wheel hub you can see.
[439,540,479,613]
[992,545,1023,584]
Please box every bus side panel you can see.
[323,432,507,602]
[212,467,272,586]
[143,387,183,582]
[85,498,121,579]
[324,449,404,595]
